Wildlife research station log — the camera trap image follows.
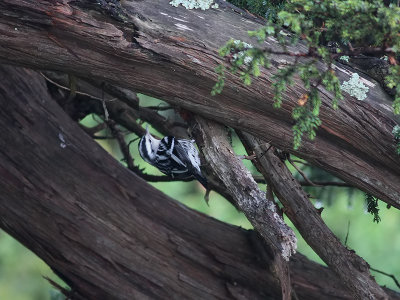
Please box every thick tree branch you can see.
[239,132,388,299]
[189,116,297,299]
[5,65,400,299]
[0,0,398,209]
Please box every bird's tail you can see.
[194,172,208,189]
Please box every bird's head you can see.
[138,125,160,164]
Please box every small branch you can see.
[370,267,400,289]
[107,119,134,170]
[238,133,388,299]
[79,123,107,136]
[40,72,115,103]
[344,220,350,246]
[92,135,115,140]
[143,105,174,111]
[43,72,184,139]
[85,79,139,110]
[331,46,395,59]
[189,116,296,300]
[288,157,320,187]
[298,181,353,188]
[290,159,310,166]
[253,175,353,187]
[262,48,312,58]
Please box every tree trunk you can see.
[3,65,400,299]
[0,0,399,209]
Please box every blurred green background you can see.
[1,95,399,299]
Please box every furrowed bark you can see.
[4,65,400,299]
[189,116,296,299]
[239,133,388,300]
[0,0,399,209]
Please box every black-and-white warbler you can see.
[138,126,207,188]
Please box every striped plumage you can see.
[138,127,207,188]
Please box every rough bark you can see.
[189,116,296,299]
[0,0,399,209]
[4,65,400,299]
[239,133,388,300]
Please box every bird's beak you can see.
[145,124,150,135]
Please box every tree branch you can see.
[189,116,297,299]
[253,175,354,187]
[5,64,400,299]
[239,132,389,299]
[0,0,398,209]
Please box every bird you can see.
[138,126,207,188]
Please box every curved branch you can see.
[4,64,400,299]
[0,0,398,209]
[239,132,388,299]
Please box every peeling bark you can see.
[189,116,296,299]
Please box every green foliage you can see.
[365,193,381,223]
[211,65,226,96]
[211,39,271,93]
[227,0,286,20]
[393,125,400,155]
[214,0,400,149]
[50,290,66,300]
[386,65,400,114]
[0,231,67,300]
[291,88,322,149]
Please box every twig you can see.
[299,181,353,187]
[288,157,321,187]
[92,135,115,140]
[344,220,350,246]
[101,85,109,121]
[127,137,140,148]
[43,276,71,299]
[370,267,400,289]
[262,48,311,58]
[143,105,174,111]
[107,120,134,170]
[238,133,388,299]
[292,289,300,300]
[252,175,353,187]
[290,159,310,166]
[40,72,116,103]
[79,123,107,136]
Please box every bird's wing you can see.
[176,140,202,170]
[176,139,207,188]
[156,136,188,175]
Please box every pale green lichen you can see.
[233,39,253,49]
[341,73,369,101]
[340,55,349,62]
[394,125,400,155]
[169,0,219,10]
[232,40,254,65]
[393,125,400,137]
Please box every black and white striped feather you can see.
[139,130,207,188]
